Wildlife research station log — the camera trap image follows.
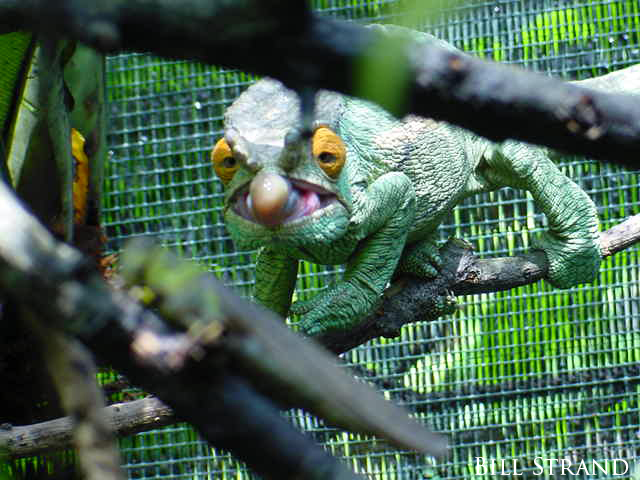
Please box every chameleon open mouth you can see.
[232,178,338,226]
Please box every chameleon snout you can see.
[249,172,300,227]
[243,172,335,228]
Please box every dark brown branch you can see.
[0,397,173,459]
[118,239,445,456]
[316,215,640,354]
[2,0,640,167]
[0,180,445,478]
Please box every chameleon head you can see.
[210,79,353,251]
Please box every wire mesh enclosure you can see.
[103,0,640,478]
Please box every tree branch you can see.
[315,215,640,354]
[0,397,172,459]
[2,0,640,167]
[0,180,445,478]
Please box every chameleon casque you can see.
[212,27,638,336]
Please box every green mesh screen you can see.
[103,1,640,478]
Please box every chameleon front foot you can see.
[292,280,380,336]
[397,236,444,279]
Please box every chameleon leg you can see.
[482,140,601,288]
[254,246,299,319]
[293,172,416,336]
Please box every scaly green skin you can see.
[220,27,639,336]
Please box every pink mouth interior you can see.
[300,189,321,217]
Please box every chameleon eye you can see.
[211,138,239,185]
[312,126,346,179]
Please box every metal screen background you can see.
[104,1,640,478]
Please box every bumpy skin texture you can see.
[215,26,634,335]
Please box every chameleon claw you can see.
[290,282,341,316]
[397,236,444,279]
[294,280,377,336]
[298,314,350,337]
[299,319,322,336]
[290,297,320,315]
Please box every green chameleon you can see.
[212,27,638,336]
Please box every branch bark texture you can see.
[0,397,172,459]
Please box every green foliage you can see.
[0,32,32,149]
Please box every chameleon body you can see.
[212,27,640,336]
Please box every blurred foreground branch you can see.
[5,212,639,459]
[0,180,445,479]
[1,0,640,167]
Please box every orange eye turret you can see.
[312,127,346,179]
[211,138,239,185]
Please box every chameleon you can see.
[211,26,640,336]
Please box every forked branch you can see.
[314,215,640,353]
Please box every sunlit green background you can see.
[101,1,640,478]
